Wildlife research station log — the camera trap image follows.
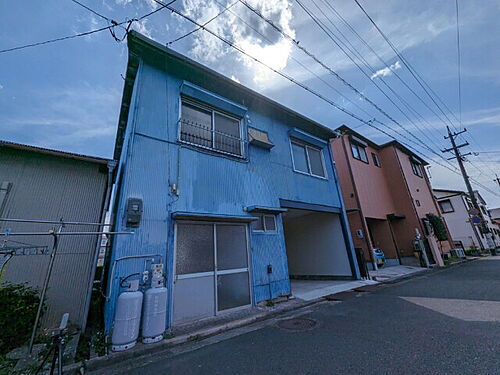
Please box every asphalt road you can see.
[101,258,500,375]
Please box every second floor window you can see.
[439,199,454,213]
[180,100,243,157]
[411,160,423,177]
[350,141,368,163]
[371,152,381,167]
[291,140,327,178]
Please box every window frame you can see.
[251,214,278,233]
[371,152,381,167]
[410,160,423,178]
[439,199,454,213]
[179,98,245,158]
[350,141,369,164]
[290,139,328,179]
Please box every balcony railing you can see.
[179,119,246,158]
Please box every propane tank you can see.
[111,279,143,351]
[141,264,168,344]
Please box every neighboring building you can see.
[105,32,359,332]
[434,189,500,250]
[331,126,452,269]
[490,207,500,227]
[0,140,113,329]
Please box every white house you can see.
[433,189,500,251]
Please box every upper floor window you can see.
[410,159,423,178]
[180,100,244,157]
[290,140,327,178]
[350,141,368,163]
[439,199,454,213]
[371,152,381,167]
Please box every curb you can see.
[67,260,480,374]
[66,298,321,374]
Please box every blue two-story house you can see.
[105,31,360,334]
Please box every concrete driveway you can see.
[93,257,500,375]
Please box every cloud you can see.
[0,84,3,90]
[132,19,153,38]
[371,61,401,79]
[230,75,240,83]
[181,0,295,83]
[0,85,120,157]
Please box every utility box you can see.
[126,198,143,228]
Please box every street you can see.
[96,258,500,375]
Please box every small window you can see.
[252,214,277,233]
[350,142,368,163]
[410,160,423,177]
[290,140,327,178]
[180,100,244,157]
[415,200,421,207]
[439,199,454,213]
[371,153,381,167]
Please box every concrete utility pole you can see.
[442,126,488,248]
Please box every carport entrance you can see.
[281,208,355,299]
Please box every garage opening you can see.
[365,217,400,267]
[282,209,355,300]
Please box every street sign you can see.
[468,208,480,216]
[471,215,482,225]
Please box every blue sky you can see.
[1,0,499,206]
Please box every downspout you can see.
[339,136,377,272]
[81,160,116,334]
[328,138,360,279]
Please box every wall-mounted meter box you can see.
[126,198,143,228]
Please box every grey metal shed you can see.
[0,141,113,330]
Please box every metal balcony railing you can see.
[179,119,246,157]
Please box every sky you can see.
[1,0,499,206]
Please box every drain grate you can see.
[277,317,317,331]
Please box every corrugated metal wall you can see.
[105,57,358,332]
[0,148,107,328]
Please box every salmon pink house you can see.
[331,126,453,270]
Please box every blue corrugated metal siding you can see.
[105,60,357,332]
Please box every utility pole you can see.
[442,126,488,249]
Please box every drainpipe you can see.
[81,160,116,334]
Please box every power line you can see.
[352,0,460,132]
[239,0,458,170]
[352,0,498,185]
[206,0,379,121]
[167,0,239,45]
[150,0,500,198]
[316,0,451,148]
[70,0,111,22]
[0,0,177,54]
[0,24,119,54]
[295,0,449,153]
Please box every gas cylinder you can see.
[111,279,143,351]
[141,264,167,344]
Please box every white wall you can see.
[436,193,484,249]
[283,212,352,277]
